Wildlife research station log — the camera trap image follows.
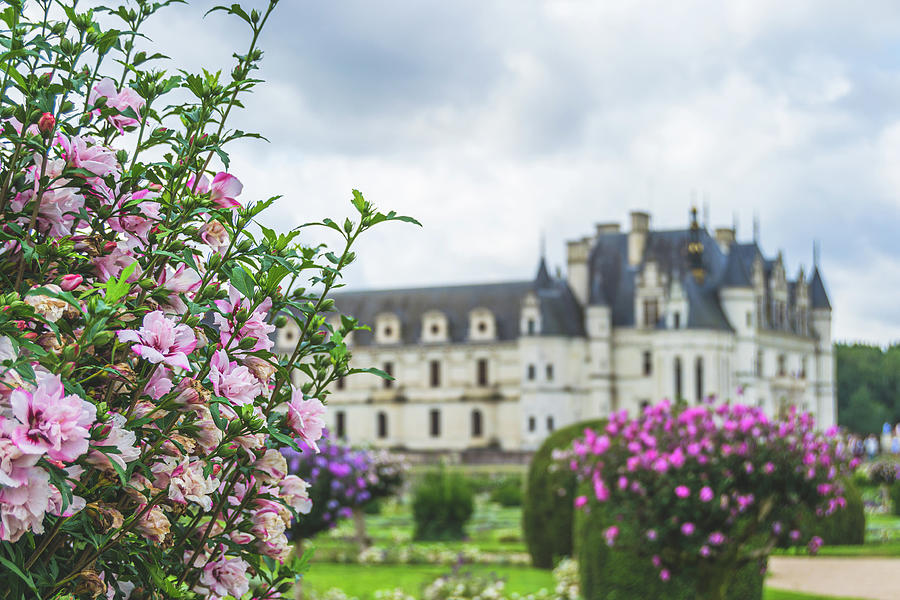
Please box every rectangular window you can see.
[546,364,554,381]
[336,376,345,390]
[777,354,786,376]
[336,411,346,439]
[643,299,659,328]
[377,412,387,439]
[383,362,394,389]
[429,360,440,388]
[528,416,536,432]
[756,351,764,377]
[429,409,441,437]
[801,356,807,379]
[527,319,536,335]
[471,410,483,437]
[642,351,652,376]
[746,311,752,327]
[527,364,536,381]
[546,416,555,431]
[673,312,681,329]
[477,358,489,387]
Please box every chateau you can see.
[277,210,835,451]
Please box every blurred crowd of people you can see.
[845,423,900,459]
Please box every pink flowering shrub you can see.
[0,1,417,598]
[572,400,854,600]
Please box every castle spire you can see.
[687,206,705,284]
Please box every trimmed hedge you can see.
[775,477,866,547]
[523,419,606,569]
[574,499,765,600]
[412,466,474,541]
[809,477,866,545]
[891,479,900,517]
[490,475,524,507]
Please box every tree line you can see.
[836,343,900,434]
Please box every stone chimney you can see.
[567,237,592,306]
[715,227,735,252]
[628,211,650,266]
[595,223,621,236]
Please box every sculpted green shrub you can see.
[490,475,524,507]
[806,477,866,546]
[412,466,474,541]
[574,499,764,600]
[891,479,900,517]
[523,419,606,568]
[572,402,850,600]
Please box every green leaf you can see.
[103,261,137,304]
[269,429,301,452]
[350,366,394,381]
[0,555,39,595]
[229,265,255,298]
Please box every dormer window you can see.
[468,308,496,341]
[375,313,402,344]
[421,311,449,343]
[643,298,659,328]
[520,294,541,336]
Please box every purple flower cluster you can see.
[283,438,380,539]
[572,400,852,582]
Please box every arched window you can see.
[695,356,704,403]
[674,357,683,400]
[471,409,483,438]
[377,411,388,439]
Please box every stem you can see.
[45,491,167,599]
[267,224,361,409]
[24,515,67,570]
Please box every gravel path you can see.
[767,556,900,600]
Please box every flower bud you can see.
[74,569,105,598]
[93,330,114,348]
[59,273,83,292]
[38,112,55,134]
[237,336,258,350]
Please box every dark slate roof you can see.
[588,228,734,330]
[330,262,584,346]
[720,243,754,287]
[809,267,832,310]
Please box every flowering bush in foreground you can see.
[572,400,852,600]
[0,1,416,597]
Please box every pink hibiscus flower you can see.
[209,350,262,406]
[117,310,197,370]
[9,373,95,462]
[187,172,243,209]
[285,391,326,452]
[89,78,144,133]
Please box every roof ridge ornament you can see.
[688,206,705,284]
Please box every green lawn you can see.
[764,590,866,600]
[303,563,866,600]
[302,563,554,598]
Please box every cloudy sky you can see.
[138,1,900,344]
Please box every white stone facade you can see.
[277,211,835,451]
